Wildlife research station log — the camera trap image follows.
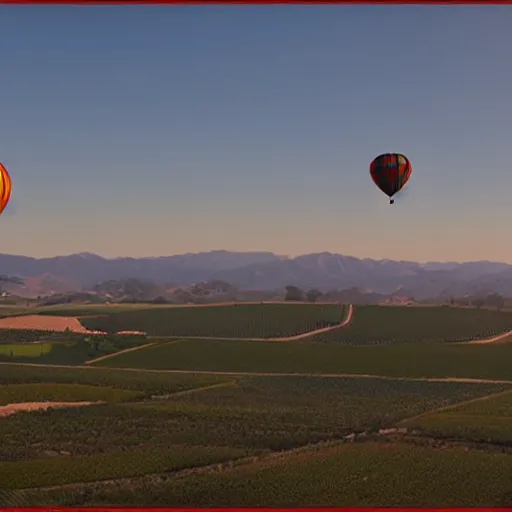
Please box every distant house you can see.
[380,295,413,306]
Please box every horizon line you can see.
[0,250,509,267]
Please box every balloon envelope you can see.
[370,153,412,200]
[0,163,12,216]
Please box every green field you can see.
[0,334,154,365]
[0,329,86,343]
[0,341,95,365]
[404,389,512,444]
[0,307,31,318]
[0,364,234,397]
[310,305,512,344]
[0,383,141,405]
[22,442,512,507]
[36,304,173,316]
[0,343,52,358]
[2,304,512,506]
[0,445,249,490]
[0,372,506,467]
[93,337,512,381]
[78,304,347,338]
[36,302,187,316]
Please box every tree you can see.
[473,297,485,309]
[486,293,505,311]
[306,288,323,303]
[284,285,304,301]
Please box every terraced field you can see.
[79,304,347,338]
[309,305,512,344]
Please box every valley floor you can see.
[0,303,511,506]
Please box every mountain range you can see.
[2,250,512,300]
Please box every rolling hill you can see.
[2,250,512,300]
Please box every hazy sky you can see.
[1,5,511,262]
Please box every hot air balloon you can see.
[370,153,412,204]
[0,163,12,215]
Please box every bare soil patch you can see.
[0,315,105,334]
[0,401,101,418]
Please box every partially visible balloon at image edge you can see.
[0,163,12,216]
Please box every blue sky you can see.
[1,5,511,262]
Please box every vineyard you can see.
[0,329,86,343]
[0,362,511,505]
[36,304,169,316]
[309,306,512,344]
[0,364,233,397]
[0,333,153,365]
[0,445,248,490]
[78,304,347,338]
[0,374,506,465]
[36,442,511,507]
[2,304,512,506]
[403,389,512,444]
[95,337,512,381]
[0,383,140,405]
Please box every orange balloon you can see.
[0,163,12,215]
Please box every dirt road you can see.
[456,329,512,345]
[1,360,511,385]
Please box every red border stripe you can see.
[2,509,511,512]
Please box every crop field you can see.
[0,329,86,343]
[0,364,234,397]
[309,305,512,344]
[0,374,507,454]
[0,362,511,506]
[2,303,512,507]
[0,307,31,318]
[36,303,181,316]
[79,304,347,338]
[404,389,512,444]
[0,383,141,405]
[0,374,506,473]
[144,376,510,438]
[23,442,512,507]
[95,337,512,381]
[0,445,249,490]
[0,342,96,365]
[0,343,52,358]
[0,334,154,366]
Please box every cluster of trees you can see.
[284,286,323,303]
[450,293,507,311]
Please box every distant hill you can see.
[2,250,512,300]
